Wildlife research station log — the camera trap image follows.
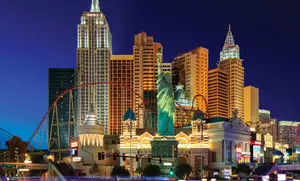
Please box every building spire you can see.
[90,0,100,12]
[223,24,235,49]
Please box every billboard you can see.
[253,145,261,162]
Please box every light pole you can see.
[129,115,133,177]
[191,94,209,180]
[80,149,94,179]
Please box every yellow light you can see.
[24,160,32,164]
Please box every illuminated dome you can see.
[83,109,99,125]
[79,104,104,147]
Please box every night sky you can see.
[0,0,299,142]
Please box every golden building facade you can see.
[133,32,162,128]
[172,47,209,113]
[109,55,134,135]
[244,86,259,125]
[208,68,228,118]
[218,25,244,120]
[174,105,193,127]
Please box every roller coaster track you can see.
[2,81,209,150]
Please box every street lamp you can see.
[191,94,209,180]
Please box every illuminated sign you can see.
[242,152,251,155]
[18,168,30,171]
[277,174,286,181]
[264,133,273,148]
[222,169,231,179]
[262,175,270,181]
[72,157,82,162]
[163,162,172,166]
[236,148,242,152]
[251,140,261,145]
[296,148,300,154]
[71,141,78,148]
[236,152,241,160]
[71,148,78,156]
[256,134,262,141]
[253,145,261,162]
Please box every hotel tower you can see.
[172,47,209,113]
[133,32,163,128]
[218,25,244,120]
[76,0,112,134]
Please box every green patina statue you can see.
[156,48,176,136]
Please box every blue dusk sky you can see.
[0,0,299,143]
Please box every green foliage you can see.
[232,163,251,175]
[175,163,193,179]
[110,166,130,177]
[90,163,100,175]
[135,167,143,176]
[0,167,4,176]
[142,164,161,177]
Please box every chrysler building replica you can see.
[76,0,112,134]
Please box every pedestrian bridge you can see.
[278,164,300,171]
[0,162,48,170]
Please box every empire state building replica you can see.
[76,0,112,134]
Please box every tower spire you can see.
[223,24,235,49]
[90,0,100,12]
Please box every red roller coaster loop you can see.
[28,82,209,146]
[28,82,154,144]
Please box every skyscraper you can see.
[172,47,208,113]
[48,68,76,150]
[218,25,244,120]
[76,0,112,134]
[161,63,172,73]
[109,55,134,135]
[279,121,300,147]
[133,32,162,128]
[244,86,259,125]
[208,67,228,118]
[259,109,271,120]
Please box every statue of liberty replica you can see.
[156,48,176,136]
[151,48,178,168]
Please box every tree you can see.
[135,167,143,176]
[232,163,251,175]
[175,163,193,180]
[0,167,4,176]
[142,164,161,177]
[90,163,100,175]
[111,166,130,177]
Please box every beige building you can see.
[244,86,259,125]
[119,112,251,178]
[172,47,209,113]
[133,32,162,128]
[109,55,134,135]
[218,25,244,120]
[206,119,251,178]
[208,67,228,118]
[119,113,210,178]
[76,0,112,134]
